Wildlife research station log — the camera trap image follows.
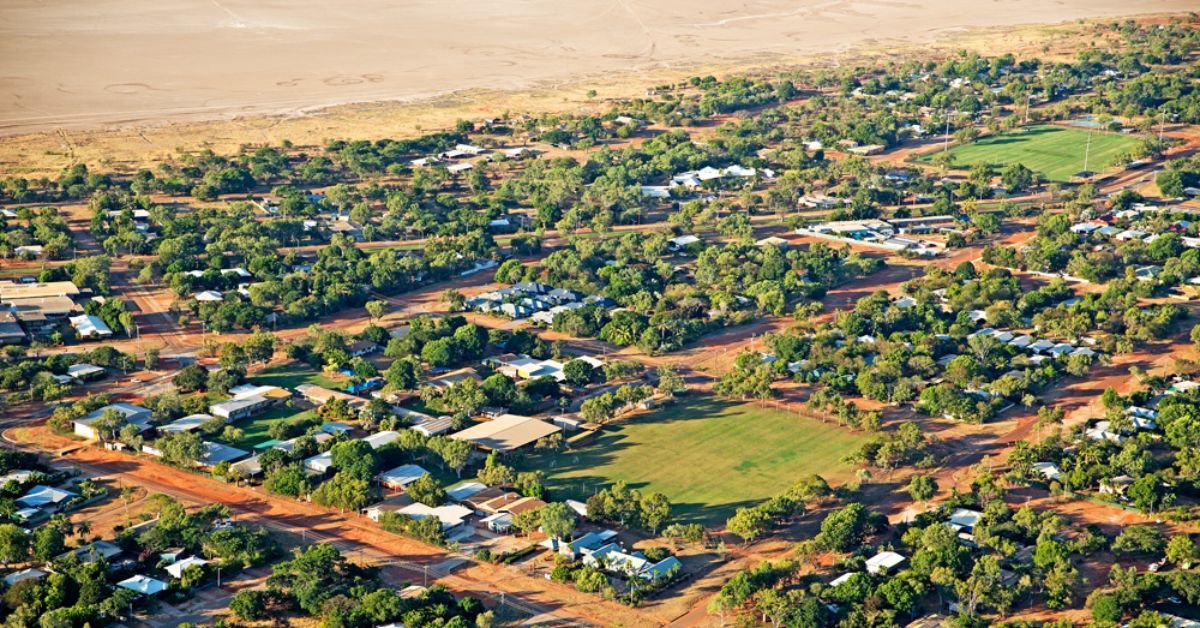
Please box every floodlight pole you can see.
[1082,130,1093,175]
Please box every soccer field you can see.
[929,125,1142,182]
[519,397,870,524]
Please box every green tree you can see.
[264,464,311,498]
[330,439,378,481]
[562,359,594,387]
[365,300,386,321]
[1166,534,1197,567]
[908,475,938,505]
[31,526,65,561]
[310,472,371,512]
[144,347,160,370]
[407,473,446,506]
[656,364,686,396]
[539,502,577,541]
[727,507,773,543]
[158,430,203,466]
[640,492,672,534]
[0,523,29,563]
[230,589,272,621]
[819,503,877,551]
[1158,169,1185,198]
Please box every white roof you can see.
[194,290,224,302]
[948,508,982,529]
[378,464,429,488]
[397,503,473,530]
[165,556,209,579]
[865,551,906,574]
[669,235,701,247]
[228,384,285,399]
[830,572,857,586]
[159,414,214,433]
[69,315,113,337]
[304,451,334,473]
[117,574,168,595]
[1033,462,1062,481]
[67,363,105,377]
[447,482,488,502]
[362,430,400,449]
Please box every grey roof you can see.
[77,403,152,428]
[196,442,250,467]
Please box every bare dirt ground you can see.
[44,443,648,626]
[2,3,1197,176]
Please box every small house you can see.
[117,575,168,596]
[865,551,906,575]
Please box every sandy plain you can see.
[0,0,1196,175]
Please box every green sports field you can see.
[928,125,1142,182]
[517,397,869,524]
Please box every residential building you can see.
[865,551,906,575]
[377,464,430,491]
[66,363,106,381]
[117,575,168,596]
[396,503,473,530]
[296,384,368,410]
[209,396,271,421]
[165,556,209,579]
[16,485,75,511]
[74,403,153,439]
[69,315,113,339]
[159,414,214,433]
[196,442,249,468]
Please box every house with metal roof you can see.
[117,575,168,596]
[74,403,153,440]
[69,315,113,339]
[165,556,210,579]
[159,414,214,434]
[377,464,430,491]
[196,442,250,468]
[865,551,906,575]
[209,396,271,421]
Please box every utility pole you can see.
[943,111,953,153]
[1024,94,1032,125]
[1159,111,1167,142]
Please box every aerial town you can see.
[0,8,1199,628]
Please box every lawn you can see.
[926,125,1142,182]
[251,362,344,391]
[516,397,870,524]
[220,406,319,450]
[213,362,342,449]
